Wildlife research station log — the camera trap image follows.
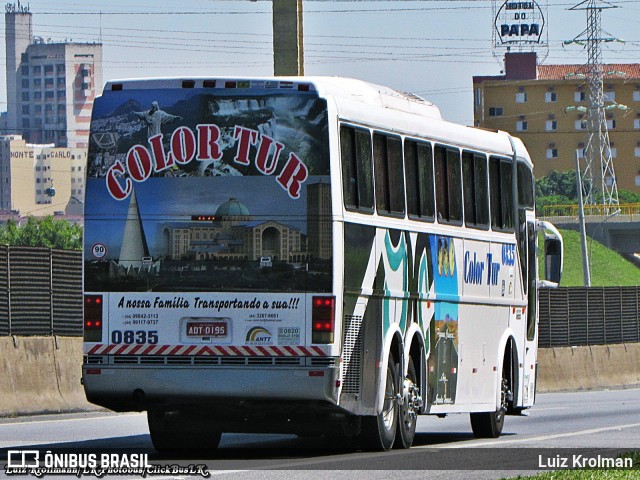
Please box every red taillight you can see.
[84,294,103,342]
[312,296,335,344]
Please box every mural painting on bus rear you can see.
[428,236,459,405]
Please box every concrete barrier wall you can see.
[0,336,95,417]
[1,337,640,417]
[537,343,640,393]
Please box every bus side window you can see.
[404,139,435,221]
[489,156,515,232]
[340,125,373,212]
[373,132,405,216]
[462,151,489,229]
[435,145,462,224]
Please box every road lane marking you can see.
[0,413,142,428]
[422,421,640,449]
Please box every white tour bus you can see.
[82,76,563,451]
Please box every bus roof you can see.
[100,75,532,169]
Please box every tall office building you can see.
[4,2,102,148]
[473,52,640,192]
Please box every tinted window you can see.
[489,156,515,231]
[341,125,373,211]
[517,162,534,208]
[462,151,489,228]
[404,139,435,220]
[435,146,462,224]
[373,132,405,216]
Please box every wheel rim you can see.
[381,365,396,431]
[401,376,419,432]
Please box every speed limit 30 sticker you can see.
[91,243,108,259]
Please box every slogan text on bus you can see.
[106,125,308,201]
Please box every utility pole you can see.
[272,0,304,76]
[566,0,622,214]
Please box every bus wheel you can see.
[470,374,509,438]
[395,357,419,449]
[359,353,398,451]
[147,410,222,451]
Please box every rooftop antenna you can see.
[565,0,623,214]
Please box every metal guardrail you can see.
[541,203,640,217]
[0,246,82,337]
[538,287,640,348]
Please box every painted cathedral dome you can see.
[215,198,250,217]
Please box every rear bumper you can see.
[82,361,340,412]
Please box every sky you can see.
[2,0,640,125]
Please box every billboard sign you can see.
[495,1,545,45]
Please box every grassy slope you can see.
[540,229,640,287]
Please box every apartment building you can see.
[0,135,86,215]
[5,3,102,148]
[473,52,640,192]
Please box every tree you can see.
[0,216,82,250]
[535,170,579,200]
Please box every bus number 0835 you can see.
[111,330,159,345]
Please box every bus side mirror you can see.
[537,220,563,288]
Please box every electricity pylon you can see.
[566,0,621,214]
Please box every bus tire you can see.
[470,371,509,438]
[395,356,418,449]
[147,410,222,451]
[359,352,399,451]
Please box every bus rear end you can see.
[82,78,338,447]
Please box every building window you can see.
[575,120,587,130]
[576,148,585,158]
[45,78,54,88]
[608,147,617,158]
[516,121,528,132]
[34,92,41,100]
[57,90,66,99]
[604,91,616,102]
[21,92,29,101]
[45,91,55,100]
[44,65,54,74]
[634,91,640,102]
[546,148,558,159]
[634,119,640,129]
[33,78,41,88]
[56,64,65,74]
[21,66,29,75]
[515,92,527,103]
[32,66,41,75]
[21,79,29,89]
[489,107,503,117]
[546,120,557,131]
[574,91,586,102]
[607,119,616,129]
[634,147,640,157]
[545,92,557,103]
[22,105,29,114]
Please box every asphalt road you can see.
[1,387,638,479]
